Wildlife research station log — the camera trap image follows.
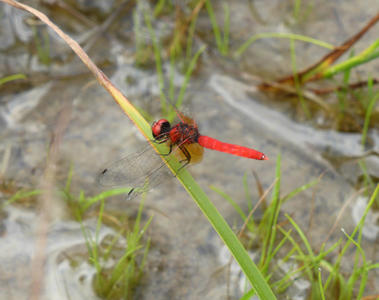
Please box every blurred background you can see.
[0,0,378,299]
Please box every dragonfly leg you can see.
[176,145,191,172]
[152,138,168,145]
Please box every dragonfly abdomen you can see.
[197,135,268,160]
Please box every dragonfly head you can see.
[152,119,171,140]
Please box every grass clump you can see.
[211,155,379,299]
[81,198,151,300]
[61,168,152,300]
[144,8,206,120]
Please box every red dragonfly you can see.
[98,112,267,198]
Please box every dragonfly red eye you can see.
[152,119,171,139]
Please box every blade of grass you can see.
[144,10,168,115]
[222,2,230,55]
[174,45,206,108]
[324,184,379,291]
[82,188,134,211]
[277,226,313,280]
[134,7,147,67]
[341,228,367,300]
[259,154,282,274]
[276,13,379,84]
[285,214,314,257]
[323,48,379,79]
[281,177,320,204]
[0,73,26,85]
[205,0,222,52]
[171,166,277,299]
[210,185,247,221]
[185,0,206,63]
[293,0,301,21]
[336,51,354,115]
[290,38,310,118]
[1,189,42,208]
[235,32,334,58]
[361,89,379,146]
[169,53,176,102]
[185,5,198,64]
[317,267,326,300]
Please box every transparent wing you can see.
[96,145,174,200]
[97,145,166,186]
[97,140,203,200]
[174,109,198,127]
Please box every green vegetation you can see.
[0,73,26,86]
[361,85,379,147]
[32,26,51,65]
[2,1,378,299]
[1,188,41,208]
[205,0,230,55]
[62,166,133,217]
[133,0,378,134]
[290,38,311,118]
[67,174,153,299]
[65,179,151,300]
[81,197,151,300]
[235,32,334,58]
[0,168,151,300]
[211,156,379,299]
[143,9,206,121]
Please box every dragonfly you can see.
[98,111,268,199]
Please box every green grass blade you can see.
[258,154,282,277]
[144,10,168,114]
[174,45,206,110]
[205,0,222,52]
[290,38,310,118]
[210,185,247,221]
[361,89,379,146]
[285,214,314,257]
[185,8,199,63]
[1,189,42,208]
[341,228,367,300]
[281,177,320,204]
[0,73,26,85]
[325,184,379,290]
[235,32,334,58]
[178,168,276,299]
[318,267,326,300]
[222,2,230,55]
[277,226,313,281]
[82,188,133,211]
[240,288,256,300]
[293,0,301,20]
[324,49,379,78]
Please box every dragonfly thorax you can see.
[169,122,200,144]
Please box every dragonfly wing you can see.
[173,108,198,127]
[97,145,167,189]
[97,143,196,200]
